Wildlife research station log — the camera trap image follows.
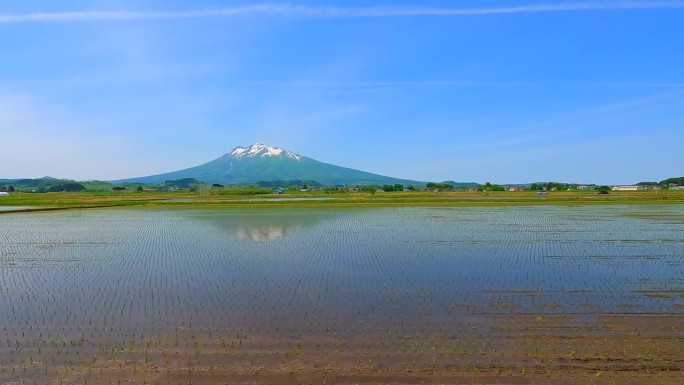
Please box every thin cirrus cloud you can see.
[235,81,684,89]
[1,2,684,23]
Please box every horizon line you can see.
[2,2,684,23]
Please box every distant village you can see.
[1,177,683,195]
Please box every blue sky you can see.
[1,1,683,184]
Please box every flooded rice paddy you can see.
[0,204,683,384]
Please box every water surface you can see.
[0,205,682,341]
[0,206,36,212]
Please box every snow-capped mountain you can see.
[229,143,302,161]
[116,143,421,186]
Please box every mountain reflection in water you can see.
[234,226,291,242]
[184,209,335,242]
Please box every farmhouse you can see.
[0,192,9,196]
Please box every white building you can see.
[611,185,643,191]
[0,192,9,196]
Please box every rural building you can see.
[0,192,9,196]
[670,186,684,190]
[274,187,285,194]
[611,185,644,191]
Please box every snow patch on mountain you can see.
[229,143,302,161]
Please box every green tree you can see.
[48,183,86,192]
[659,177,684,185]
[136,186,143,192]
[393,183,403,191]
[361,185,378,195]
[427,182,453,191]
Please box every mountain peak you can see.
[116,142,422,186]
[228,143,302,161]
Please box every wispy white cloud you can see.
[469,91,684,144]
[439,130,683,184]
[237,80,684,89]
[0,91,188,180]
[238,80,535,87]
[1,2,684,23]
[600,82,684,88]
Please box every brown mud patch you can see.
[0,313,682,384]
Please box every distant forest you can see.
[660,177,684,185]
[0,178,86,192]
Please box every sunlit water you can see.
[0,206,35,212]
[0,205,682,341]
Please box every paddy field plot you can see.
[0,205,682,384]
